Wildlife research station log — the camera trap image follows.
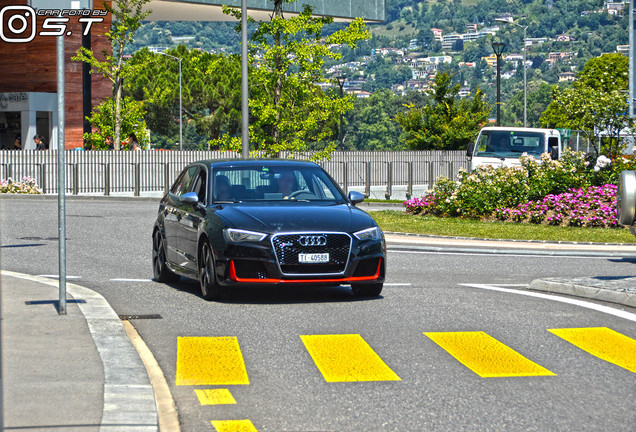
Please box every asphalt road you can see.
[1,197,635,432]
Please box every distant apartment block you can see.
[617,45,630,55]
[559,72,577,82]
[606,1,627,16]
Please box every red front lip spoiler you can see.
[229,259,382,284]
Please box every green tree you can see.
[540,53,633,157]
[125,46,242,146]
[502,81,552,127]
[395,72,491,150]
[223,0,369,159]
[345,90,426,150]
[73,0,151,150]
[83,97,148,150]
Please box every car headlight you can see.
[353,227,381,241]
[223,228,268,243]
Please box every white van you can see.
[466,127,562,171]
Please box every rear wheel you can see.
[153,230,179,283]
[351,283,383,297]
[199,242,223,300]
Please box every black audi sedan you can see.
[152,159,386,300]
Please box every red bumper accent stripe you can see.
[229,259,381,284]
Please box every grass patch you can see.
[369,211,636,244]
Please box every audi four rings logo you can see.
[298,235,327,247]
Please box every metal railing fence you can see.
[0,150,469,197]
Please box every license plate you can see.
[298,253,330,264]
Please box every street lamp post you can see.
[335,75,346,149]
[492,42,506,126]
[159,52,183,151]
[496,19,528,127]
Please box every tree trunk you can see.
[113,76,122,150]
[113,44,125,151]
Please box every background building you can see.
[0,0,112,149]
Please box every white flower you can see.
[595,155,611,170]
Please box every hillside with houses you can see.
[128,0,630,149]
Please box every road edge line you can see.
[123,320,181,432]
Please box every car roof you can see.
[190,158,321,169]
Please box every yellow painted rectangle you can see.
[176,336,249,385]
[194,389,236,405]
[300,334,401,382]
[424,331,555,378]
[548,327,636,373]
[211,419,257,432]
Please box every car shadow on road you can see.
[164,279,384,305]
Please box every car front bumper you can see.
[214,236,386,287]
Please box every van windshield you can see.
[474,131,546,158]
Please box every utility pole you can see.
[492,42,506,126]
[241,0,249,158]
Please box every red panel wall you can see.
[0,0,112,148]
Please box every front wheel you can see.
[351,283,383,297]
[199,242,223,300]
[153,230,179,283]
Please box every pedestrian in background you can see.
[34,135,47,150]
[105,136,114,150]
[12,135,22,150]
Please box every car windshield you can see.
[211,165,347,204]
[474,131,546,158]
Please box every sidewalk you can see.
[1,272,158,432]
[384,232,636,257]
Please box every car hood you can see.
[214,202,377,234]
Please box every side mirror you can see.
[466,142,475,159]
[180,192,199,205]
[348,190,365,205]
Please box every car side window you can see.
[171,167,198,197]
[189,167,207,204]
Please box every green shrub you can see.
[404,149,628,219]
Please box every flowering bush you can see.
[404,149,593,218]
[0,177,43,194]
[494,185,618,228]
[589,154,636,186]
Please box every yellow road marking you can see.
[424,331,556,378]
[548,327,636,373]
[300,334,401,382]
[210,419,257,432]
[194,389,236,405]
[176,336,249,385]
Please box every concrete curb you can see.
[529,279,636,308]
[383,230,636,247]
[1,271,159,432]
[386,243,636,258]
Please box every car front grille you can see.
[271,233,351,275]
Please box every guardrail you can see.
[0,150,468,198]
